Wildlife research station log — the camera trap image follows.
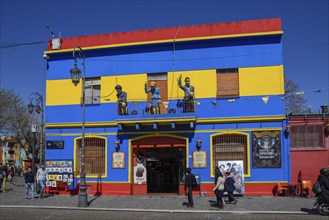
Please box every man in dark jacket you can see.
[225,172,237,204]
[318,168,329,201]
[184,167,195,208]
[24,167,35,200]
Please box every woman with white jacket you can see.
[213,169,225,209]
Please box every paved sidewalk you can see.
[0,177,319,215]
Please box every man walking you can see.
[37,164,47,199]
[24,167,35,200]
[184,167,195,208]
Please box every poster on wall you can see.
[112,152,125,168]
[252,131,281,168]
[134,163,147,184]
[192,150,207,168]
[218,160,244,195]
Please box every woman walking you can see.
[213,168,225,209]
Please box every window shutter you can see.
[216,73,239,98]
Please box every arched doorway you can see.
[131,135,187,195]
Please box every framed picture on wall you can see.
[192,150,207,168]
[112,152,125,168]
[252,131,281,168]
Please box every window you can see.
[76,137,106,176]
[147,72,167,81]
[290,125,324,149]
[84,77,100,104]
[216,68,239,98]
[212,133,248,175]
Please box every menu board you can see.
[45,159,74,189]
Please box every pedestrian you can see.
[213,168,225,209]
[0,165,6,192]
[24,167,35,200]
[184,167,195,208]
[214,166,221,184]
[36,164,47,199]
[225,171,237,204]
[317,168,329,201]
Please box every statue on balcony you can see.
[178,74,195,112]
[115,85,128,115]
[144,81,161,114]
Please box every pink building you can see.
[289,105,329,185]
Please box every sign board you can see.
[31,124,37,133]
[46,140,64,149]
[192,150,207,168]
[252,131,281,168]
[45,159,75,190]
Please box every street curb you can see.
[0,205,309,215]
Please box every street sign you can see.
[46,140,64,149]
[31,124,37,133]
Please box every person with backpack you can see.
[224,171,237,204]
[184,167,196,208]
[213,168,225,209]
[316,168,329,201]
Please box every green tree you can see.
[284,78,308,114]
[0,88,40,162]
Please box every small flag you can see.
[261,96,269,104]
[162,101,169,109]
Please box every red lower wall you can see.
[290,149,329,185]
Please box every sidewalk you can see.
[0,177,318,215]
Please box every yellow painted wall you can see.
[239,65,284,96]
[168,69,216,100]
[46,79,82,106]
[101,74,147,103]
[46,66,283,106]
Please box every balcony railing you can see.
[116,99,196,117]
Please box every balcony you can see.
[114,99,197,130]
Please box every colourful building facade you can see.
[44,18,289,196]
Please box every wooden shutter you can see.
[216,73,239,98]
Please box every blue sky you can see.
[1,0,328,112]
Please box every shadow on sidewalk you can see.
[300,207,321,215]
[208,199,218,208]
[88,195,101,206]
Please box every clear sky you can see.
[1,0,328,112]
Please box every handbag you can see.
[36,182,41,194]
[312,181,322,194]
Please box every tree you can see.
[0,88,40,162]
[284,78,308,114]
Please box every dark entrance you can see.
[146,147,186,193]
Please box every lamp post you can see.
[28,92,44,166]
[70,46,88,207]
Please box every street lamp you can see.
[28,92,44,167]
[70,46,88,207]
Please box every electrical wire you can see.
[0,41,46,49]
